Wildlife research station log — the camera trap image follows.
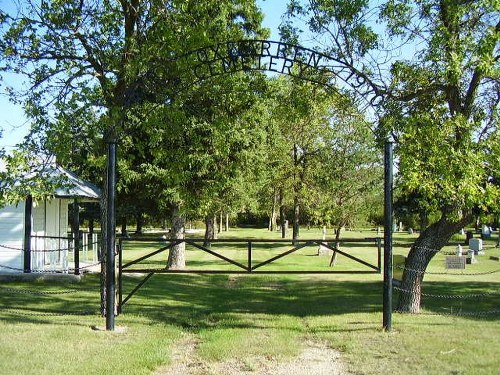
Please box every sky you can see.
[0,1,288,151]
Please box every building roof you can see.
[1,156,101,201]
[51,165,101,200]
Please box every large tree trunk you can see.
[204,215,216,248]
[397,212,471,313]
[166,203,185,270]
[135,211,144,235]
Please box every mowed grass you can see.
[0,227,499,374]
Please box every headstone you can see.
[467,249,477,264]
[399,222,403,232]
[456,244,463,256]
[459,228,465,236]
[318,226,330,256]
[469,238,483,254]
[408,228,414,235]
[446,256,466,269]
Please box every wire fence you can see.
[393,244,500,318]
[2,240,499,320]
[0,233,102,318]
[0,233,101,273]
[0,283,101,317]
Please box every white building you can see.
[0,165,101,274]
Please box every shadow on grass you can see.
[395,281,500,321]
[120,274,383,330]
[0,275,102,325]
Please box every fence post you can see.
[73,199,80,275]
[383,140,394,331]
[106,138,117,331]
[247,241,252,272]
[23,195,33,273]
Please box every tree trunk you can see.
[292,194,300,245]
[204,215,215,248]
[269,189,278,231]
[225,213,229,232]
[135,211,144,235]
[166,203,185,270]
[218,212,223,234]
[279,188,286,239]
[121,217,129,238]
[397,213,471,313]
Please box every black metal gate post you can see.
[23,195,33,273]
[383,140,394,331]
[106,138,117,331]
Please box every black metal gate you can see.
[117,237,382,313]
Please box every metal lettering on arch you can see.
[177,39,382,103]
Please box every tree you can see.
[0,0,269,319]
[283,0,499,312]
[313,94,382,239]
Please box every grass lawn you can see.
[1,227,499,374]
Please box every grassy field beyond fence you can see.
[0,227,499,374]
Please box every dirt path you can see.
[155,333,350,375]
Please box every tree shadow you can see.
[0,276,101,325]
[119,274,384,331]
[394,281,500,321]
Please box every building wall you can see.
[0,198,71,272]
[0,201,26,271]
[31,198,70,271]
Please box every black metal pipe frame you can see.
[106,140,117,331]
[23,195,33,273]
[383,140,394,332]
[117,237,383,313]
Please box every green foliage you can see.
[0,150,66,206]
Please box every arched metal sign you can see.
[173,40,383,105]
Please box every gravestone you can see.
[469,238,483,255]
[318,226,330,256]
[445,256,466,269]
[467,249,477,264]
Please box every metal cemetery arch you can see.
[104,40,393,331]
[174,40,383,105]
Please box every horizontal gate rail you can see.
[118,237,382,312]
